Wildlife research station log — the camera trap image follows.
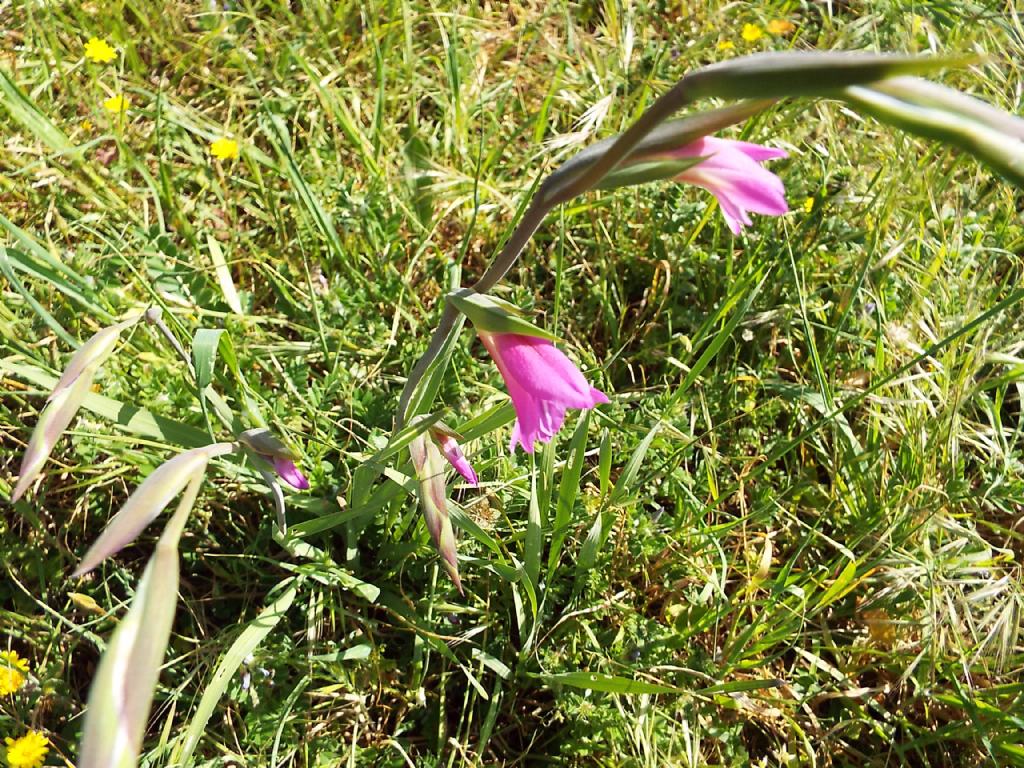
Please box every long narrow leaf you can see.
[78,471,203,768]
[549,411,591,571]
[73,443,235,576]
[172,581,299,767]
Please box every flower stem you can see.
[395,197,553,428]
[144,306,195,377]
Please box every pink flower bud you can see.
[238,429,309,490]
[430,430,478,486]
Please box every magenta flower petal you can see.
[669,136,789,233]
[714,138,788,162]
[481,332,607,454]
[272,457,310,490]
[436,434,478,486]
[489,335,597,409]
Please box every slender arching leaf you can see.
[73,443,236,576]
[78,471,203,768]
[172,581,300,767]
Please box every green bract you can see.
[447,289,559,341]
[594,156,706,191]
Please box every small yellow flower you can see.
[210,137,240,161]
[81,119,94,132]
[767,19,796,35]
[803,197,814,213]
[741,24,764,43]
[84,36,117,64]
[0,650,29,696]
[1,650,29,673]
[716,40,735,51]
[103,94,128,113]
[4,731,49,768]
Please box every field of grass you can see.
[3,1,1024,766]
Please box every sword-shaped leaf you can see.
[77,471,202,768]
[11,318,139,503]
[73,443,235,577]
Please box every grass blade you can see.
[172,580,300,767]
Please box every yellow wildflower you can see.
[803,197,814,213]
[4,731,49,768]
[81,119,94,132]
[0,650,29,696]
[767,19,796,35]
[741,24,763,43]
[716,40,735,51]
[84,36,117,64]
[103,94,128,113]
[210,137,240,161]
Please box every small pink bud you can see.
[431,430,478,486]
[238,429,309,490]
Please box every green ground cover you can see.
[2,1,1023,765]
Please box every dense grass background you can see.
[3,1,1024,765]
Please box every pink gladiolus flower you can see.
[670,137,788,234]
[238,428,309,490]
[432,432,478,486]
[271,457,310,490]
[479,332,608,454]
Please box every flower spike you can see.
[410,433,463,594]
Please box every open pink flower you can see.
[670,137,788,234]
[432,431,478,486]
[479,332,608,454]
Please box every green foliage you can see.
[2,1,1023,766]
